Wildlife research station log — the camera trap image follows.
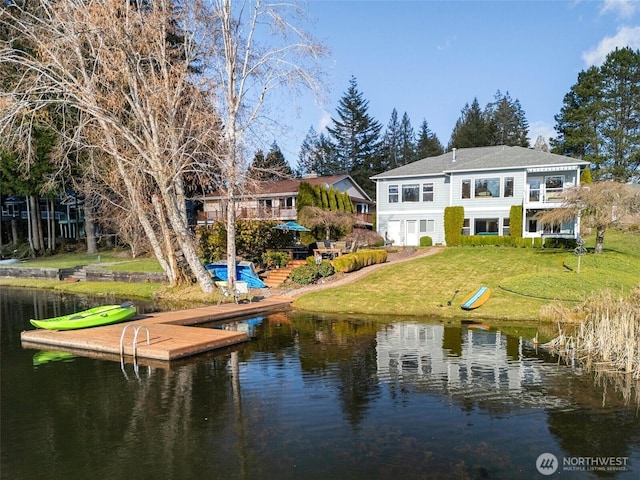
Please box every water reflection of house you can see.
[195,174,375,228]
[376,323,564,409]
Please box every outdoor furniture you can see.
[215,280,252,304]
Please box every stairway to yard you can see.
[262,260,306,288]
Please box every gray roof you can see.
[370,146,590,180]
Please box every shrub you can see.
[333,249,388,273]
[509,205,523,238]
[444,206,464,246]
[420,236,433,247]
[289,261,335,285]
[262,251,289,269]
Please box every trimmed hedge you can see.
[509,205,523,238]
[420,236,433,247]
[332,249,388,273]
[444,206,464,246]
[459,235,577,249]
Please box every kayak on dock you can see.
[30,302,136,330]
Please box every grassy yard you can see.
[2,231,638,321]
[292,230,640,322]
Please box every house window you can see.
[529,179,541,202]
[504,177,514,197]
[462,180,471,199]
[388,185,398,203]
[462,218,471,236]
[475,218,499,235]
[545,175,564,199]
[419,219,435,233]
[502,218,510,236]
[474,178,500,198]
[402,184,420,202]
[422,183,434,202]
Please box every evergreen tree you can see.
[533,135,549,152]
[551,67,605,170]
[326,76,382,197]
[382,108,402,169]
[485,90,529,147]
[448,98,491,149]
[248,142,292,180]
[297,126,320,176]
[552,47,639,182]
[399,112,416,164]
[415,119,444,159]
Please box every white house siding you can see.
[376,176,449,245]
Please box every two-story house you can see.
[197,173,375,227]
[371,146,589,246]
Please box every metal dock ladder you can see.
[119,325,151,379]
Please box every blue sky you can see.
[272,0,640,166]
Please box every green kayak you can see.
[30,302,136,330]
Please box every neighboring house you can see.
[196,174,375,227]
[0,194,84,242]
[371,146,589,246]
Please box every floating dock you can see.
[21,297,293,362]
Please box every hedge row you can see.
[460,235,577,249]
[332,249,388,273]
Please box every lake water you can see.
[1,286,639,479]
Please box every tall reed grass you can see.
[542,287,640,405]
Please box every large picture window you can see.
[475,218,499,235]
[402,184,420,202]
[474,178,500,198]
[422,183,434,202]
[388,185,398,203]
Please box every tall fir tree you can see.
[399,112,416,164]
[448,98,491,149]
[381,108,402,170]
[550,47,640,182]
[326,76,382,197]
[415,119,444,159]
[485,90,530,147]
[248,142,292,180]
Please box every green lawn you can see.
[292,230,640,322]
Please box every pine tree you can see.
[415,119,444,159]
[382,108,402,169]
[399,112,416,164]
[248,142,292,180]
[326,76,382,196]
[552,47,640,181]
[533,135,549,152]
[448,98,491,149]
[485,90,529,147]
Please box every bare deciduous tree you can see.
[1,0,221,291]
[536,182,640,253]
[199,0,326,288]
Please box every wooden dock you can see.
[21,296,293,362]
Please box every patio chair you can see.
[215,281,252,305]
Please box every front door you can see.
[406,220,418,246]
[386,220,401,246]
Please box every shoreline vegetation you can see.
[2,230,638,379]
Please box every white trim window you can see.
[402,184,420,202]
[422,183,434,202]
[504,177,514,197]
[474,178,500,198]
[388,184,399,203]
